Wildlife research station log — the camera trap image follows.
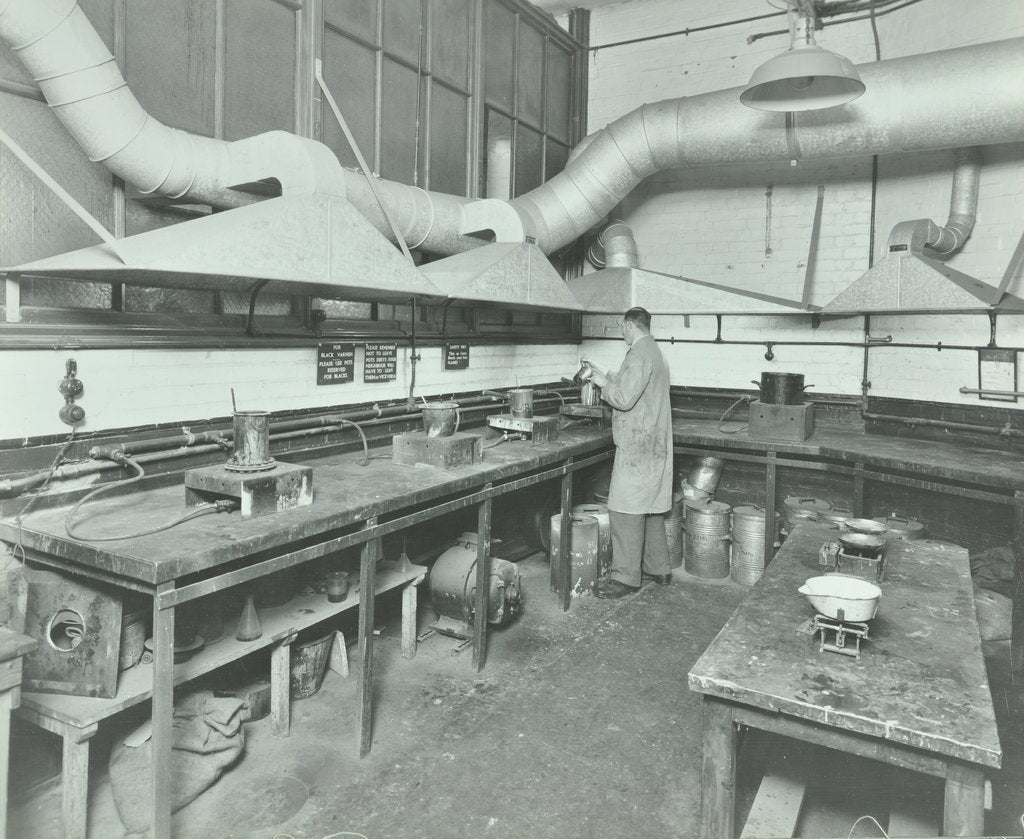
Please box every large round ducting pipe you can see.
[587,221,638,269]
[1,0,1021,258]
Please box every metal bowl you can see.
[843,518,888,535]
[837,532,886,556]
[798,575,881,622]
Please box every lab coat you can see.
[601,334,673,514]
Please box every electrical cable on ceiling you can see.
[747,0,930,43]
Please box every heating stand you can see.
[487,414,560,443]
[391,432,484,468]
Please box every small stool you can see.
[0,628,37,839]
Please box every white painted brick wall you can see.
[0,344,581,440]
[582,0,1024,408]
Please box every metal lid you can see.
[732,505,781,522]
[685,499,731,515]
[782,496,831,515]
[873,515,925,539]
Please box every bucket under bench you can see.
[1,425,613,839]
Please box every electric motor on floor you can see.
[730,505,780,586]
[664,491,685,569]
[428,533,522,639]
[549,514,600,596]
[683,499,732,579]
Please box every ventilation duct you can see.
[2,2,1023,313]
[569,267,814,315]
[823,147,1024,313]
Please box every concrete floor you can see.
[10,554,1024,839]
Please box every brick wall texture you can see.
[579,0,1024,403]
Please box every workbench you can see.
[0,425,613,839]
[672,417,1024,567]
[689,521,1002,838]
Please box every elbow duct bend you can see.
[588,221,638,269]
[1,0,1022,258]
[925,146,982,256]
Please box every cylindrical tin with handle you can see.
[549,514,601,596]
[781,496,831,541]
[686,457,726,495]
[730,505,780,586]
[683,499,732,579]
[664,491,685,569]
[227,410,275,471]
[753,372,811,405]
[572,502,611,577]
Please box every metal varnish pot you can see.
[781,496,831,540]
[753,372,811,405]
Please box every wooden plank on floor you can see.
[740,762,808,839]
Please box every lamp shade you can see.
[740,44,865,111]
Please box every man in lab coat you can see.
[584,307,674,598]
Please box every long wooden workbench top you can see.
[671,416,1024,492]
[0,425,614,586]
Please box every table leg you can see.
[943,763,985,836]
[358,529,379,758]
[61,726,97,839]
[472,494,493,671]
[558,469,573,611]
[401,581,418,660]
[763,452,777,565]
[702,697,737,839]
[151,584,175,839]
[0,688,16,839]
[270,637,294,737]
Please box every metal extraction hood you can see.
[420,242,585,312]
[3,194,446,303]
[822,220,1024,314]
[568,267,817,314]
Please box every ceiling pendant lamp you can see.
[740,6,865,112]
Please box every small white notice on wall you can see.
[977,348,1018,402]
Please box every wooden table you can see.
[0,425,613,839]
[688,522,1002,838]
[0,628,36,839]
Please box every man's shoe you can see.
[642,572,672,586]
[596,579,640,599]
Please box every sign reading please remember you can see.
[364,343,397,383]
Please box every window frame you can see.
[0,0,586,349]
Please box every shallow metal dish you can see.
[837,532,886,556]
[799,575,881,622]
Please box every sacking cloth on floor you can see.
[109,689,247,832]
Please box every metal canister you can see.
[119,608,148,671]
[508,388,534,419]
[873,513,925,540]
[572,502,611,576]
[686,457,725,495]
[664,491,685,569]
[781,496,831,540]
[680,480,712,503]
[683,499,732,579]
[730,505,780,586]
[820,506,853,528]
[549,514,600,596]
[227,410,274,471]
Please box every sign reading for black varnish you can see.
[363,343,397,383]
[317,342,355,385]
[444,342,470,370]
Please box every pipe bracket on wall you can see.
[988,311,998,348]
